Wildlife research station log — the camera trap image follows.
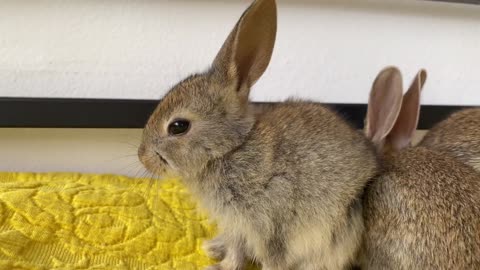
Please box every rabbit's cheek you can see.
[137,143,146,160]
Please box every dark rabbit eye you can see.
[168,119,190,136]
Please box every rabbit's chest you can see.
[222,212,275,259]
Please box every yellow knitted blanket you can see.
[0,172,223,270]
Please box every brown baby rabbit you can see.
[138,0,378,269]
[362,67,480,269]
[420,108,480,171]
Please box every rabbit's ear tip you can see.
[375,66,402,86]
[382,66,401,72]
[415,69,428,91]
[419,69,427,81]
[418,69,427,77]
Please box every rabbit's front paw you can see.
[204,265,222,270]
[204,246,245,270]
[204,263,242,270]
[203,235,226,260]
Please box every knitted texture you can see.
[0,172,220,270]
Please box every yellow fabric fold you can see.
[0,172,218,270]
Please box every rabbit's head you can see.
[365,67,427,154]
[138,0,277,178]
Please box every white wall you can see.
[0,0,478,175]
[1,0,479,105]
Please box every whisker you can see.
[118,141,141,151]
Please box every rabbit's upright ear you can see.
[365,66,404,149]
[212,0,277,101]
[387,69,427,151]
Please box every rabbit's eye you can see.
[168,119,190,136]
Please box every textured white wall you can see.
[0,0,479,105]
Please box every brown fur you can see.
[420,108,480,171]
[138,0,378,269]
[362,67,480,269]
[363,147,480,269]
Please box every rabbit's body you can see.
[420,108,480,171]
[138,0,378,269]
[363,147,480,269]
[191,101,376,269]
[361,67,480,270]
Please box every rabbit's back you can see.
[363,146,480,270]
[420,108,480,171]
[227,101,378,218]
[253,101,377,195]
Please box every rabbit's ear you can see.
[212,0,277,101]
[365,66,404,148]
[387,69,427,150]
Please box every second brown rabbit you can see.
[361,67,480,270]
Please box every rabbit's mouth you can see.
[155,151,169,165]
